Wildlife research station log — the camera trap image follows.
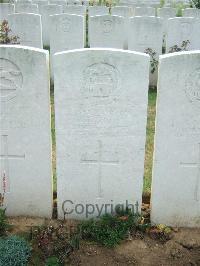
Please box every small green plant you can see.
[176,3,184,16]
[0,191,11,236]
[0,208,10,236]
[0,193,4,208]
[0,235,31,266]
[160,0,165,8]
[169,40,190,53]
[0,20,20,44]
[147,224,173,243]
[144,48,159,74]
[79,211,142,247]
[45,256,61,266]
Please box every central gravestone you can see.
[54,48,149,219]
[0,46,52,217]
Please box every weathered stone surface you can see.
[134,6,155,16]
[157,7,176,38]
[8,13,43,49]
[63,5,86,16]
[157,7,176,17]
[50,13,84,77]
[128,16,163,86]
[89,15,125,49]
[0,3,14,22]
[182,8,200,18]
[166,17,200,52]
[50,13,84,53]
[14,3,39,14]
[40,4,63,46]
[111,6,133,49]
[54,48,149,219]
[49,0,66,5]
[111,5,133,17]
[151,51,200,227]
[88,6,109,16]
[32,0,48,12]
[0,46,52,218]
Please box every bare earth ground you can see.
[8,217,200,266]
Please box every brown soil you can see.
[70,229,200,266]
[7,217,200,266]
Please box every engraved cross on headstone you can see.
[81,140,119,199]
[180,143,200,201]
[0,135,25,193]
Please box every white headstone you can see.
[151,51,200,228]
[157,7,176,45]
[88,6,109,17]
[40,4,63,47]
[8,13,43,49]
[32,0,48,13]
[128,16,163,53]
[63,5,86,16]
[149,1,160,7]
[89,15,125,49]
[128,16,163,86]
[134,6,155,16]
[50,14,84,52]
[182,8,200,18]
[32,0,48,4]
[0,45,52,217]
[166,17,200,52]
[117,0,133,6]
[54,48,149,219]
[157,7,176,18]
[49,0,67,5]
[121,0,137,6]
[111,6,133,49]
[14,3,39,13]
[88,7,110,45]
[111,5,133,17]
[0,3,14,22]
[67,0,82,4]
